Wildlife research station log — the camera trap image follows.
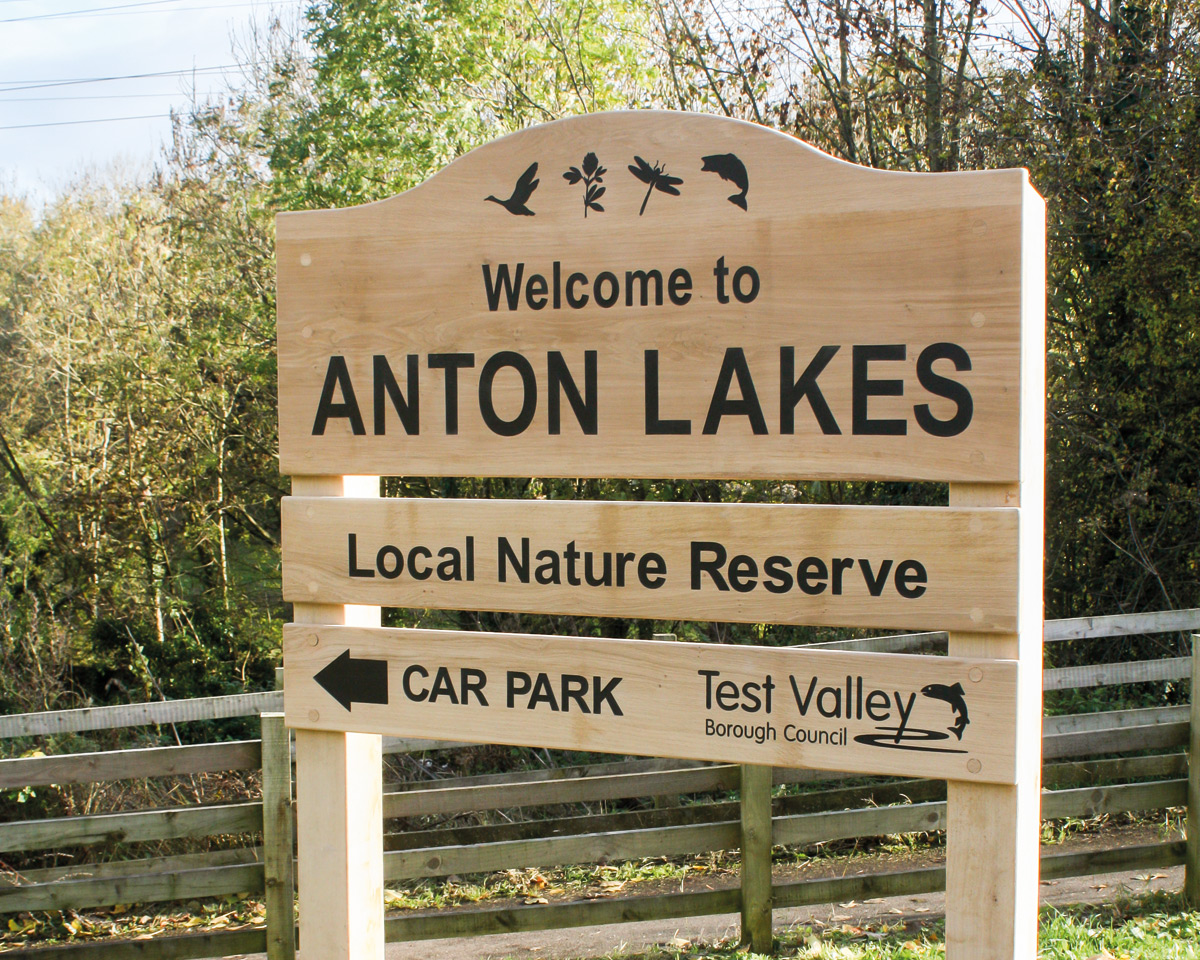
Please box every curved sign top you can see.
[277,111,1042,481]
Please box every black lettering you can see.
[668,268,692,305]
[525,273,548,310]
[584,551,612,587]
[625,269,663,306]
[482,262,523,311]
[728,554,758,592]
[506,671,531,708]
[713,256,730,303]
[566,272,589,308]
[498,536,530,583]
[852,344,906,435]
[548,351,597,435]
[638,552,667,588]
[644,350,691,434]
[428,353,475,435]
[561,675,590,713]
[781,345,841,435]
[592,675,623,715]
[763,555,793,593]
[732,265,759,303]
[914,342,974,437]
[894,559,928,598]
[858,558,894,596]
[312,356,365,436]
[376,545,403,579]
[479,351,537,436]
[436,547,463,581]
[528,673,558,710]
[797,557,828,595]
[461,668,488,706]
[594,271,619,308]
[790,675,818,714]
[403,664,429,702]
[534,549,561,585]
[348,533,375,578]
[691,541,728,590]
[408,546,432,580]
[372,355,419,436]
[831,557,854,595]
[429,666,459,704]
[703,347,767,435]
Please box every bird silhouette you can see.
[485,162,540,216]
[700,153,749,210]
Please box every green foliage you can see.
[267,0,657,209]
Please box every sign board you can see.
[282,497,1018,632]
[276,111,1045,960]
[284,625,1018,784]
[276,111,1028,482]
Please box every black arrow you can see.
[314,650,389,711]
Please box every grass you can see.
[569,892,1200,959]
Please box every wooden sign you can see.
[283,625,1019,784]
[277,111,1028,482]
[282,497,1018,633]
[276,111,1046,960]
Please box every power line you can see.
[1,0,297,22]
[0,113,169,130]
[0,64,246,93]
[1,0,186,22]
[0,92,223,102]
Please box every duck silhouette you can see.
[485,162,540,216]
[700,153,748,210]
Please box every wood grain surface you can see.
[277,111,1028,481]
[283,625,1019,784]
[281,496,1018,633]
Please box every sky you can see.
[0,0,305,205]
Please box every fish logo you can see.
[700,153,748,210]
[921,682,970,740]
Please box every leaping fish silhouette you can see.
[700,153,748,210]
[920,682,970,740]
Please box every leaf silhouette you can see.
[563,152,606,217]
[628,156,683,215]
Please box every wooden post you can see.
[261,712,296,960]
[1186,635,1200,906]
[292,475,383,960]
[944,183,1045,958]
[739,763,773,953]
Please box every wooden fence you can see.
[1,609,1198,959]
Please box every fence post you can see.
[739,763,773,953]
[1187,636,1200,906]
[261,712,296,960]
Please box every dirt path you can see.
[228,855,1182,960]
[361,864,1182,960]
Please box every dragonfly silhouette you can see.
[628,156,683,216]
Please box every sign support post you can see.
[945,184,1045,958]
[291,475,383,960]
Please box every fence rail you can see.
[0,608,1198,959]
